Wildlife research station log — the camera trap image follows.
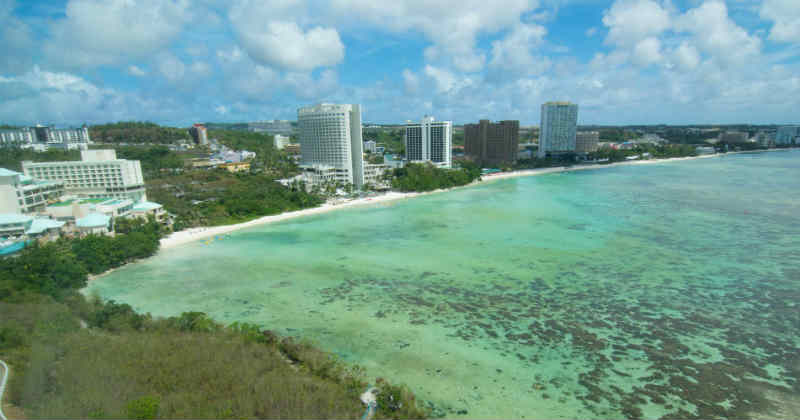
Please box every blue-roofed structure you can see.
[133,201,162,211]
[76,212,111,228]
[26,218,65,236]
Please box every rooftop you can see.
[76,212,111,228]
[0,168,21,177]
[26,218,65,235]
[133,201,163,211]
[0,214,33,225]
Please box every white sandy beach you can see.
[159,150,771,250]
[160,191,427,249]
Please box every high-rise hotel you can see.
[538,101,578,158]
[298,103,365,188]
[405,116,452,168]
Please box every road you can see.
[0,359,8,420]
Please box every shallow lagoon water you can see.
[87,151,800,418]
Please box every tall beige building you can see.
[575,131,599,154]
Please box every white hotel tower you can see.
[405,116,452,168]
[298,103,365,188]
[538,101,578,158]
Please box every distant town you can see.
[1,103,798,256]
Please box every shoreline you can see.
[158,148,786,251]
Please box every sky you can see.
[0,0,799,127]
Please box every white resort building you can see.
[298,103,366,188]
[0,125,91,150]
[0,168,65,214]
[22,149,146,202]
[405,116,452,168]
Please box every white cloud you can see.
[329,0,538,72]
[215,105,229,115]
[760,0,800,43]
[423,65,474,93]
[157,54,186,82]
[284,69,339,99]
[190,61,211,77]
[127,65,147,77]
[632,37,662,66]
[603,0,671,47]
[0,0,35,74]
[675,1,761,64]
[585,27,598,37]
[217,47,245,64]
[424,65,458,93]
[402,69,420,94]
[0,66,158,124]
[489,23,549,77]
[673,41,700,70]
[229,2,344,71]
[43,0,192,69]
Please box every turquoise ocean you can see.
[86,151,800,418]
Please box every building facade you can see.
[249,120,293,135]
[298,103,365,188]
[22,149,146,202]
[719,131,749,144]
[363,163,389,188]
[364,140,377,153]
[189,123,208,145]
[274,134,290,150]
[405,116,452,168]
[1,125,90,150]
[539,102,578,158]
[0,128,36,145]
[464,120,519,166]
[776,126,800,145]
[0,168,65,214]
[575,131,599,154]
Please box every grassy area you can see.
[0,225,429,419]
[1,299,428,419]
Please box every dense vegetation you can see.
[146,170,323,229]
[660,128,721,144]
[514,154,578,170]
[0,222,428,419]
[89,121,191,144]
[109,145,188,178]
[203,122,249,131]
[390,162,481,192]
[598,128,638,143]
[211,129,300,178]
[0,147,80,171]
[364,128,404,154]
[209,129,272,151]
[90,122,189,144]
[588,143,700,162]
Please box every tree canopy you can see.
[390,161,481,192]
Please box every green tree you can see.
[126,396,160,420]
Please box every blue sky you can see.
[1,0,799,126]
